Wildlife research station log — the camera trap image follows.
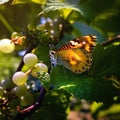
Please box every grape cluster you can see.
[0,52,50,117]
[12,53,50,90]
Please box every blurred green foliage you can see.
[0,0,120,120]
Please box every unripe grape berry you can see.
[20,93,33,106]
[12,72,27,86]
[39,72,50,82]
[31,63,48,77]
[11,85,28,97]
[1,79,14,90]
[0,39,15,53]
[11,32,20,38]
[34,63,48,72]
[23,53,38,67]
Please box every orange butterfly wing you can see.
[55,35,97,74]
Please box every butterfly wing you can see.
[55,35,97,74]
[56,48,92,74]
[58,35,97,52]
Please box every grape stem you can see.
[14,86,46,120]
[16,42,37,72]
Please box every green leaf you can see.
[12,0,46,4]
[72,22,107,42]
[79,0,120,36]
[50,44,120,102]
[50,66,120,102]
[91,44,120,77]
[34,45,50,66]
[0,53,20,79]
[91,11,120,36]
[39,0,83,15]
[0,3,41,38]
[25,89,71,120]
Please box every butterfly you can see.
[50,35,97,74]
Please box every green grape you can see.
[0,86,4,97]
[12,71,27,86]
[0,38,15,53]
[38,72,50,89]
[35,63,48,72]
[27,24,36,30]
[31,63,48,77]
[38,72,50,82]
[23,53,38,67]
[20,93,34,106]
[1,79,14,90]
[11,85,28,97]
[11,32,20,38]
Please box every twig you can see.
[14,87,46,120]
[58,10,74,40]
[101,35,120,46]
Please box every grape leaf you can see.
[39,0,83,15]
[34,45,50,66]
[79,0,120,35]
[12,0,45,4]
[25,89,71,120]
[91,44,120,78]
[50,65,120,102]
[50,44,120,102]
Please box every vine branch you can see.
[101,34,120,46]
[14,87,46,120]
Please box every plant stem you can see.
[101,35,120,46]
[0,14,14,33]
[58,10,73,40]
[14,86,46,120]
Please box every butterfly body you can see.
[50,35,97,74]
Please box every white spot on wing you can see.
[70,41,78,45]
[82,41,86,44]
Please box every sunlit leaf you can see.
[50,65,120,102]
[39,0,83,16]
[12,0,46,4]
